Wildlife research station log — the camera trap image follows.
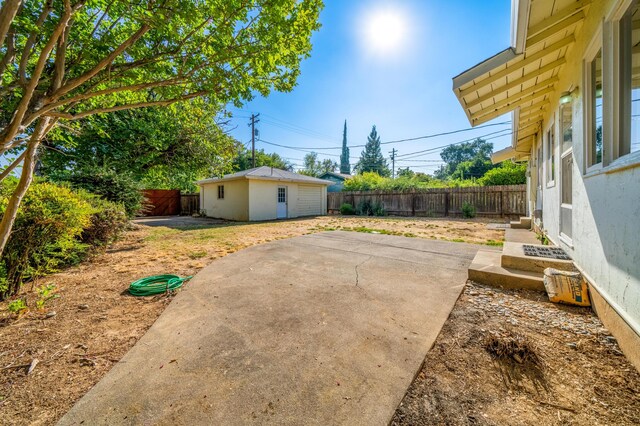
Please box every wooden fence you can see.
[180,193,200,216]
[327,185,526,218]
[141,189,181,216]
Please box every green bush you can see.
[462,202,476,219]
[60,167,145,217]
[479,161,526,186]
[356,199,373,216]
[0,180,129,300]
[0,180,94,299]
[339,203,356,215]
[372,202,386,216]
[78,193,129,247]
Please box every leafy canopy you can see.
[300,151,337,177]
[40,100,237,193]
[232,148,293,172]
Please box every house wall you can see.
[200,179,249,221]
[530,0,640,365]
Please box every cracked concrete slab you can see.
[58,231,478,426]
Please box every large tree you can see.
[40,99,237,192]
[340,119,350,174]
[232,148,293,172]
[435,138,493,179]
[300,151,337,177]
[355,125,390,177]
[0,0,322,254]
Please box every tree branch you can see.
[51,23,151,99]
[0,150,26,182]
[18,0,54,85]
[45,91,208,120]
[0,0,21,48]
[0,3,72,148]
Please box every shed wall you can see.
[200,180,249,221]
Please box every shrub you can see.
[356,199,373,216]
[60,167,144,217]
[78,193,129,247]
[462,202,476,219]
[372,202,386,216]
[0,180,94,299]
[339,203,356,215]
[479,161,526,186]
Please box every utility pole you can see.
[249,113,260,168]
[389,148,397,178]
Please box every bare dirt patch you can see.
[391,282,640,425]
[0,216,498,425]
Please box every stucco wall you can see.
[531,0,640,335]
[200,179,249,221]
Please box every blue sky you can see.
[228,0,513,174]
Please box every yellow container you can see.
[543,268,591,307]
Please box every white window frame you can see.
[545,118,556,187]
[583,26,605,174]
[608,0,640,168]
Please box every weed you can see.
[8,298,27,314]
[462,202,476,218]
[36,284,59,310]
[485,239,504,247]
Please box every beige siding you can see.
[297,185,324,216]
[247,180,326,220]
[200,179,249,221]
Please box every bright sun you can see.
[362,8,408,54]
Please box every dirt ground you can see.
[392,282,640,426]
[0,215,638,425]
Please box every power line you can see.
[396,129,513,160]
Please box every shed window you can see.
[619,1,640,159]
[217,185,224,199]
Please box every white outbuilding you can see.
[197,166,331,221]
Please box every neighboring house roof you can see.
[452,0,590,163]
[318,172,352,181]
[197,166,332,186]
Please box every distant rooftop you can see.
[319,172,352,180]
[197,166,332,185]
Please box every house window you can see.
[277,187,286,203]
[560,101,573,154]
[618,1,640,159]
[217,185,224,199]
[586,47,604,168]
[546,124,555,185]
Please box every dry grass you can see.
[0,215,501,425]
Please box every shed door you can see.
[277,186,287,219]
[298,185,323,216]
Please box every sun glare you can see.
[362,7,408,54]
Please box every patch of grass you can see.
[187,250,208,259]
[485,239,504,247]
[449,238,466,243]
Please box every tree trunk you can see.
[0,117,49,256]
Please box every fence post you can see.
[444,191,449,217]
[411,192,416,216]
[499,190,504,218]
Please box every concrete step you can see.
[468,249,545,291]
[510,216,532,229]
[501,242,575,273]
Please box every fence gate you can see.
[141,189,181,216]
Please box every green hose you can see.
[128,274,193,296]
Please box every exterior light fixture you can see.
[559,91,572,104]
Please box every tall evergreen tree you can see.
[340,120,351,174]
[355,126,390,176]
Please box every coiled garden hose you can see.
[128,274,193,296]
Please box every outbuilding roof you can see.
[318,172,352,180]
[197,166,332,185]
